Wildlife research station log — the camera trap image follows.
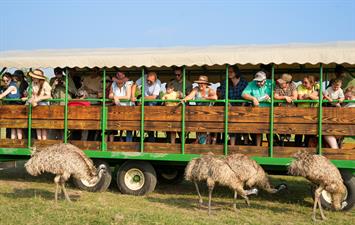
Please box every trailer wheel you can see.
[157,167,184,184]
[116,161,157,195]
[73,159,112,192]
[312,170,354,211]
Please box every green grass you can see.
[0,165,354,225]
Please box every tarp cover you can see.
[0,42,354,68]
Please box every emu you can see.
[288,150,347,221]
[185,153,285,215]
[25,143,103,202]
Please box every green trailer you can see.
[0,43,354,209]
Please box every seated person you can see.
[323,79,344,107]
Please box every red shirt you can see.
[68,101,91,106]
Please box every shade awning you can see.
[1,41,354,68]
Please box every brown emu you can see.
[185,153,284,215]
[288,150,347,221]
[25,143,103,202]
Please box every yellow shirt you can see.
[297,84,319,108]
[162,91,179,106]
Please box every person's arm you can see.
[35,83,52,102]
[182,88,197,102]
[130,83,137,102]
[242,93,259,106]
[338,90,345,103]
[108,86,114,99]
[0,86,16,99]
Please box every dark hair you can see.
[335,65,345,75]
[13,70,24,77]
[2,72,12,81]
[229,65,241,78]
[54,67,63,75]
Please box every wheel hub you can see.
[124,168,145,191]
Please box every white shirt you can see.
[135,75,161,97]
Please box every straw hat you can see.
[194,75,211,85]
[28,69,46,80]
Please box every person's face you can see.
[198,83,207,90]
[32,78,39,84]
[174,70,182,81]
[147,75,156,85]
[2,77,10,86]
[345,91,354,100]
[116,78,124,86]
[332,83,341,91]
[302,78,312,89]
[279,82,288,89]
[256,80,266,88]
[166,87,173,94]
[228,69,236,79]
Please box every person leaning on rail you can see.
[0,72,23,140]
[131,71,161,142]
[182,75,217,144]
[242,71,272,146]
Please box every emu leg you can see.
[317,188,327,220]
[60,178,71,202]
[207,185,214,216]
[313,186,326,221]
[236,186,250,206]
[233,191,238,211]
[194,182,203,206]
[54,175,61,202]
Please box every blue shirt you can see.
[6,81,20,99]
[242,80,272,107]
[220,78,248,106]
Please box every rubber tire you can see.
[312,170,355,211]
[116,160,157,196]
[157,167,184,184]
[73,159,112,192]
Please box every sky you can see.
[0,0,354,51]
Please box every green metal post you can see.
[269,64,275,157]
[101,69,107,151]
[224,65,229,155]
[318,64,323,155]
[140,68,145,152]
[181,66,186,154]
[27,79,32,148]
[64,69,69,143]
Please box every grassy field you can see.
[0,164,353,225]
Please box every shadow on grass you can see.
[154,177,313,207]
[146,194,295,214]
[0,188,81,201]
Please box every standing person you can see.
[295,75,319,147]
[274,73,298,145]
[220,65,249,146]
[169,67,192,94]
[109,72,133,142]
[12,70,28,98]
[49,67,77,105]
[131,71,161,142]
[27,69,52,140]
[162,82,182,144]
[0,72,23,139]
[182,75,217,144]
[242,71,272,146]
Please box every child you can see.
[162,82,181,106]
[344,86,355,107]
[162,83,182,144]
[323,79,345,107]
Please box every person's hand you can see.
[339,98,344,103]
[131,96,137,102]
[53,79,59,86]
[328,98,333,103]
[252,98,259,106]
[335,103,341,107]
[114,97,120,106]
[180,99,187,104]
[264,94,270,101]
[285,96,292,103]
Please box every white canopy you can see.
[0,42,354,68]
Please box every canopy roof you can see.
[0,42,354,68]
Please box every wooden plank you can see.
[0,119,28,128]
[69,140,101,150]
[0,139,27,148]
[0,105,28,119]
[228,146,269,157]
[107,142,140,152]
[322,148,355,160]
[185,144,224,155]
[323,107,355,124]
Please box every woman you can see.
[182,75,217,144]
[109,72,133,142]
[295,75,319,147]
[0,72,23,139]
[27,69,52,140]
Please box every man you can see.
[169,67,192,95]
[131,71,161,141]
[242,71,272,146]
[49,67,77,105]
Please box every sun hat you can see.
[28,69,46,80]
[194,75,211,85]
[253,71,267,81]
[277,73,293,84]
